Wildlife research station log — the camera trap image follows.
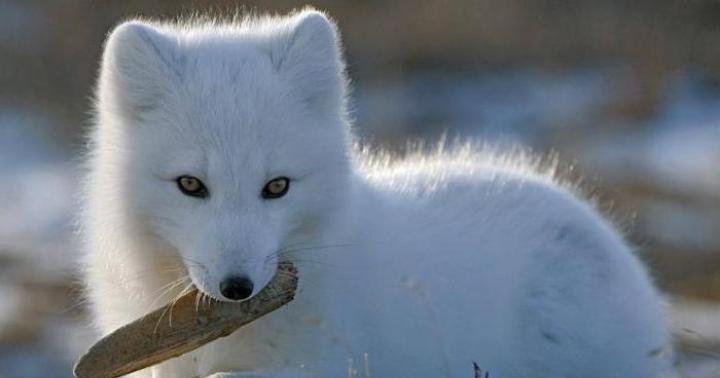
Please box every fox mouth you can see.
[180,258,282,303]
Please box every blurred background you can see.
[0,0,719,377]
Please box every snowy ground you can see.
[0,68,718,377]
[0,111,95,377]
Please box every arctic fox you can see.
[81,8,673,378]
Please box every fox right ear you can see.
[269,10,347,115]
[97,21,183,119]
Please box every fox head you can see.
[92,10,351,301]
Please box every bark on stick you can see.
[74,263,299,378]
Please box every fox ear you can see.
[271,10,347,114]
[98,21,183,119]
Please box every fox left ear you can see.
[271,10,347,114]
[98,21,184,121]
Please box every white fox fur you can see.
[81,9,673,378]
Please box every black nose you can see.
[219,276,254,301]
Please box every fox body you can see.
[82,9,672,378]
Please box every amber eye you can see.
[261,177,290,199]
[176,176,208,198]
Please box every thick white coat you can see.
[82,9,673,378]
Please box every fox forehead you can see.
[162,48,291,131]
[182,44,289,110]
[141,53,303,165]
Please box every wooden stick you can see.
[74,263,299,378]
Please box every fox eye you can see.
[262,177,290,199]
[176,176,208,198]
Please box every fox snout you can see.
[178,215,281,302]
[185,247,279,302]
[188,260,277,302]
